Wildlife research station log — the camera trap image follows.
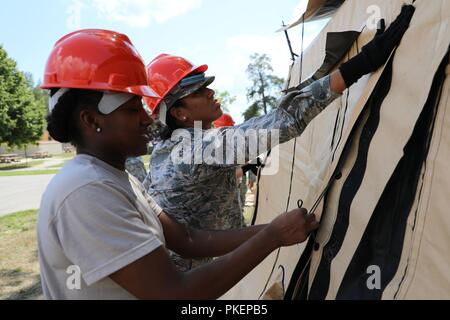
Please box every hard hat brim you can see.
[125,85,160,99]
[41,84,161,100]
[163,76,216,111]
[194,64,209,74]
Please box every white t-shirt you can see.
[37,154,165,300]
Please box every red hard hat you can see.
[41,29,159,101]
[144,54,208,115]
[214,113,236,128]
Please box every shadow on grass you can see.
[1,269,42,300]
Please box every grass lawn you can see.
[0,160,46,171]
[56,152,76,159]
[46,160,69,169]
[0,210,42,300]
[243,206,255,225]
[142,155,151,171]
[142,155,150,164]
[0,170,59,177]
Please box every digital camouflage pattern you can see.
[143,76,340,271]
[125,157,147,183]
[239,174,248,212]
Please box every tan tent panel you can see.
[277,0,344,32]
[223,0,450,300]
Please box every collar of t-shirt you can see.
[75,154,129,181]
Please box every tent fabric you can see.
[304,0,346,22]
[285,30,361,93]
[390,62,450,299]
[307,56,396,300]
[278,0,345,31]
[222,0,450,300]
[311,0,450,299]
[336,51,449,300]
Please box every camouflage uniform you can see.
[144,76,340,271]
[125,157,147,183]
[239,174,248,212]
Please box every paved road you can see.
[0,175,55,217]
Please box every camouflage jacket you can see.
[143,76,340,271]
[125,157,147,183]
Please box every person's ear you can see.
[79,109,103,134]
[170,107,188,122]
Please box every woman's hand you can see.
[111,208,319,300]
[267,208,319,247]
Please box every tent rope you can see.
[258,13,306,300]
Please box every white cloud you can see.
[225,34,291,78]
[71,0,203,28]
[208,25,325,123]
[206,33,293,123]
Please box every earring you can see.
[96,128,102,133]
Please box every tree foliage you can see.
[245,53,285,117]
[0,46,46,147]
[215,90,236,113]
[242,102,261,121]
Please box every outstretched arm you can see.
[330,70,347,95]
[159,211,266,259]
[167,5,415,170]
[110,208,318,300]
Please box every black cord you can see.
[259,14,306,300]
[332,52,351,163]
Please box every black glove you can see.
[242,158,263,175]
[339,5,415,87]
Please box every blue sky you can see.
[0,0,327,122]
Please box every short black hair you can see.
[159,99,186,140]
[47,89,103,147]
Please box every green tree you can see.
[216,90,236,113]
[26,72,49,119]
[0,46,46,147]
[242,103,261,121]
[245,53,285,116]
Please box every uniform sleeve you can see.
[125,157,147,183]
[51,182,164,286]
[171,75,341,167]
